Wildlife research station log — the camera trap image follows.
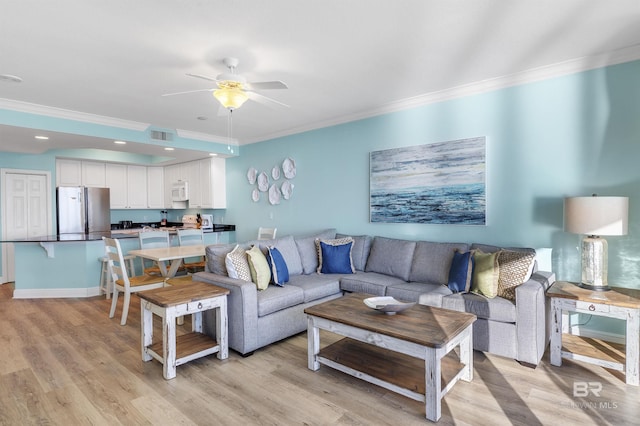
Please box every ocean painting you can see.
[370,137,486,225]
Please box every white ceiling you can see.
[1,0,640,163]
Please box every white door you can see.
[1,170,51,283]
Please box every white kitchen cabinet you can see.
[81,161,106,187]
[105,164,128,208]
[106,164,148,209]
[187,160,203,208]
[199,157,226,209]
[147,167,164,209]
[56,159,82,186]
[126,165,148,208]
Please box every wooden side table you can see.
[547,281,640,385]
[138,281,229,380]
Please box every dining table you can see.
[128,245,206,278]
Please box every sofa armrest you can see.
[515,271,556,365]
[193,271,259,355]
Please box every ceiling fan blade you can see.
[246,91,290,108]
[186,73,220,83]
[161,88,214,97]
[244,80,288,90]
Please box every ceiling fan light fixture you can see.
[213,85,249,110]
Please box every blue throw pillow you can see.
[266,246,289,286]
[448,250,474,293]
[319,241,355,274]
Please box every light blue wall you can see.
[224,60,640,335]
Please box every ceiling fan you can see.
[162,57,289,112]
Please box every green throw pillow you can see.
[246,245,270,290]
[471,250,500,298]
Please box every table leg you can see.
[192,311,203,333]
[424,347,441,422]
[163,306,177,380]
[459,326,473,382]
[141,300,153,362]
[626,308,640,385]
[217,298,228,360]
[307,317,320,371]
[550,298,562,367]
[167,259,183,278]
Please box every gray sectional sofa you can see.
[194,229,555,366]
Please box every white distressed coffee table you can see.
[305,293,476,422]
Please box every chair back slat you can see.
[103,237,130,290]
[177,228,204,246]
[138,230,170,249]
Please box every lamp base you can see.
[581,235,609,289]
[578,282,611,291]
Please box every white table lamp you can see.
[564,195,628,290]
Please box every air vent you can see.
[150,130,173,141]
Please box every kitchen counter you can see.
[6,225,235,299]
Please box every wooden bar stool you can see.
[99,254,136,299]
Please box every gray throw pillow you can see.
[365,237,416,281]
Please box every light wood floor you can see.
[1,283,639,425]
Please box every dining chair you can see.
[177,228,206,273]
[257,227,277,240]
[103,237,165,325]
[137,230,171,276]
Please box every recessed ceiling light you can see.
[0,74,22,83]
[209,153,218,156]
[35,135,49,140]
[164,147,175,151]
[114,140,126,144]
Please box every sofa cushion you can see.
[409,241,470,285]
[266,246,289,286]
[442,293,516,323]
[225,245,252,281]
[317,238,355,274]
[336,234,372,271]
[365,237,416,281]
[288,274,342,303]
[497,250,536,301]
[257,285,305,317]
[471,250,500,298]
[385,282,443,303]
[254,235,304,276]
[246,245,271,290]
[339,272,406,296]
[295,229,337,274]
[447,249,474,293]
[206,243,240,275]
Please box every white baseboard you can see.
[569,326,625,345]
[13,287,101,299]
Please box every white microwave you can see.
[171,181,189,201]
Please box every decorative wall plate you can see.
[272,166,280,180]
[251,188,259,202]
[282,157,296,179]
[247,167,257,184]
[268,184,281,205]
[281,180,294,200]
[257,172,269,192]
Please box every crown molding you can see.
[243,44,640,145]
[0,98,150,131]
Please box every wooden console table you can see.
[138,281,229,380]
[548,281,640,385]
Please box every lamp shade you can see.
[564,196,629,236]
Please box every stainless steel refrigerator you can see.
[56,187,111,234]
